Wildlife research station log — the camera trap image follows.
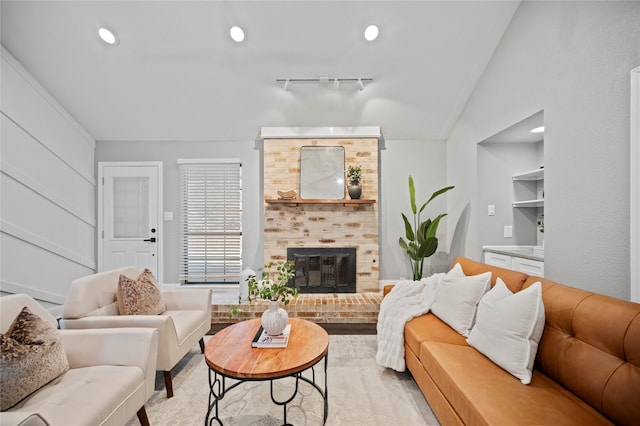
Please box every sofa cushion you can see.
[1,307,70,410]
[404,313,468,358]
[116,268,166,315]
[431,270,491,337]
[467,279,545,384]
[419,341,612,425]
[11,365,145,426]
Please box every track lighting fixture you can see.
[276,77,373,90]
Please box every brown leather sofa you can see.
[384,257,640,425]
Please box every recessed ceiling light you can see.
[364,25,379,41]
[230,26,245,43]
[530,126,545,134]
[98,28,119,45]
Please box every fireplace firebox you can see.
[287,247,356,293]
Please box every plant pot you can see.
[261,300,289,335]
[348,184,362,199]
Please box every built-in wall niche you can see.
[476,111,545,256]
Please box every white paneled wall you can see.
[0,47,96,304]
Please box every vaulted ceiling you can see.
[0,1,520,142]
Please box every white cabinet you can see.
[512,257,544,277]
[484,247,545,277]
[484,252,513,269]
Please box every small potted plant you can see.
[347,164,363,199]
[248,261,298,335]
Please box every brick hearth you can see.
[211,292,383,328]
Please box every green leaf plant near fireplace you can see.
[398,176,455,281]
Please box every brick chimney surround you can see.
[261,127,381,294]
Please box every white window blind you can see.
[179,159,242,284]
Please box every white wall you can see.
[447,1,640,299]
[0,47,96,305]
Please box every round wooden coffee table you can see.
[204,318,329,425]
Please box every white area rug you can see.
[127,335,439,426]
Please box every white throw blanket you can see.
[375,273,444,372]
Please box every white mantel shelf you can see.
[265,198,376,207]
[260,126,382,139]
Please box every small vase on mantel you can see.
[261,300,289,335]
[348,184,362,200]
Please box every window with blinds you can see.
[179,159,242,284]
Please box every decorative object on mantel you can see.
[277,189,297,200]
[300,146,345,200]
[248,261,298,335]
[398,176,455,280]
[347,164,363,199]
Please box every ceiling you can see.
[0,1,521,142]
[480,110,544,144]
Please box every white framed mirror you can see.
[299,146,345,199]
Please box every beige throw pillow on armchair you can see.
[116,268,166,315]
[0,307,70,410]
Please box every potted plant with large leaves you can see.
[398,176,455,280]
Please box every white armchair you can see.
[59,267,212,398]
[1,294,158,426]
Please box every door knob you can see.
[143,237,157,243]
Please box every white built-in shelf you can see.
[512,168,544,208]
[512,168,544,181]
[512,199,544,208]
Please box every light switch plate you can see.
[488,205,495,216]
[504,225,512,238]
[163,211,174,221]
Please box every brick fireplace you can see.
[262,128,380,293]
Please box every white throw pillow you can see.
[431,267,491,337]
[467,279,545,385]
[447,262,464,279]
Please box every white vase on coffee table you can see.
[261,300,289,335]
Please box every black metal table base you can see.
[205,353,328,426]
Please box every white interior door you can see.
[98,162,163,283]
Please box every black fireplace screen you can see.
[287,247,356,293]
